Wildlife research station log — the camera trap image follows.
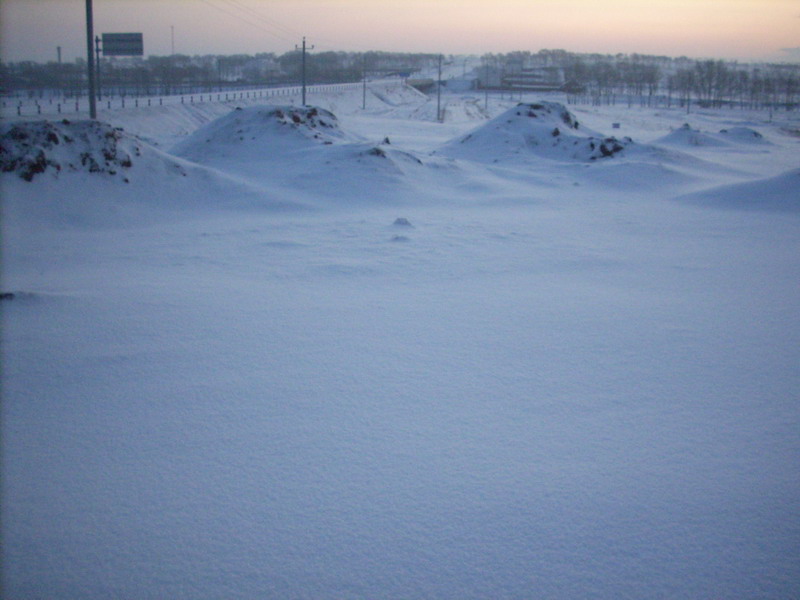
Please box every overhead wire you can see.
[213,0,384,54]
[196,0,401,55]
[196,0,296,45]
[218,0,303,39]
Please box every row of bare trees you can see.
[568,57,798,111]
[483,50,799,111]
[668,61,798,111]
[1,51,437,99]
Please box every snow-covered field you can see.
[2,83,799,599]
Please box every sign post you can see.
[85,0,97,119]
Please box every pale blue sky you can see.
[1,0,798,63]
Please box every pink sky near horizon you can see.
[1,0,798,63]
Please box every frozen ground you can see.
[2,83,799,599]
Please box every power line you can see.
[192,0,419,56]
[196,0,295,44]
[216,0,383,54]
[216,1,375,53]
[218,0,302,39]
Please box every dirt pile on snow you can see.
[172,105,355,162]
[437,101,634,163]
[0,118,299,227]
[0,119,158,182]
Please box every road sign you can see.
[102,33,143,56]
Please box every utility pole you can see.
[484,62,489,111]
[171,25,175,55]
[437,54,443,122]
[57,46,62,63]
[295,37,314,106]
[362,53,367,110]
[85,0,97,119]
[95,35,102,101]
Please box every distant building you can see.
[502,67,564,91]
[479,65,565,92]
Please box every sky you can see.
[1,0,798,63]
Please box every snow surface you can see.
[2,84,800,600]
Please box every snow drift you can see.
[676,167,800,212]
[437,101,634,163]
[654,123,731,148]
[654,124,772,151]
[717,126,770,145]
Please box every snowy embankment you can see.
[2,85,799,600]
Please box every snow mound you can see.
[356,142,423,168]
[169,106,438,207]
[0,119,153,182]
[677,168,800,212]
[1,119,298,227]
[718,126,771,145]
[172,105,355,161]
[437,102,634,163]
[655,123,731,148]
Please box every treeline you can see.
[1,51,438,98]
[483,49,800,110]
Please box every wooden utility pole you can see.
[437,54,443,122]
[362,54,367,110]
[295,37,314,106]
[85,0,97,118]
[484,62,489,111]
[95,35,102,101]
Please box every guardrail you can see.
[1,80,401,119]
